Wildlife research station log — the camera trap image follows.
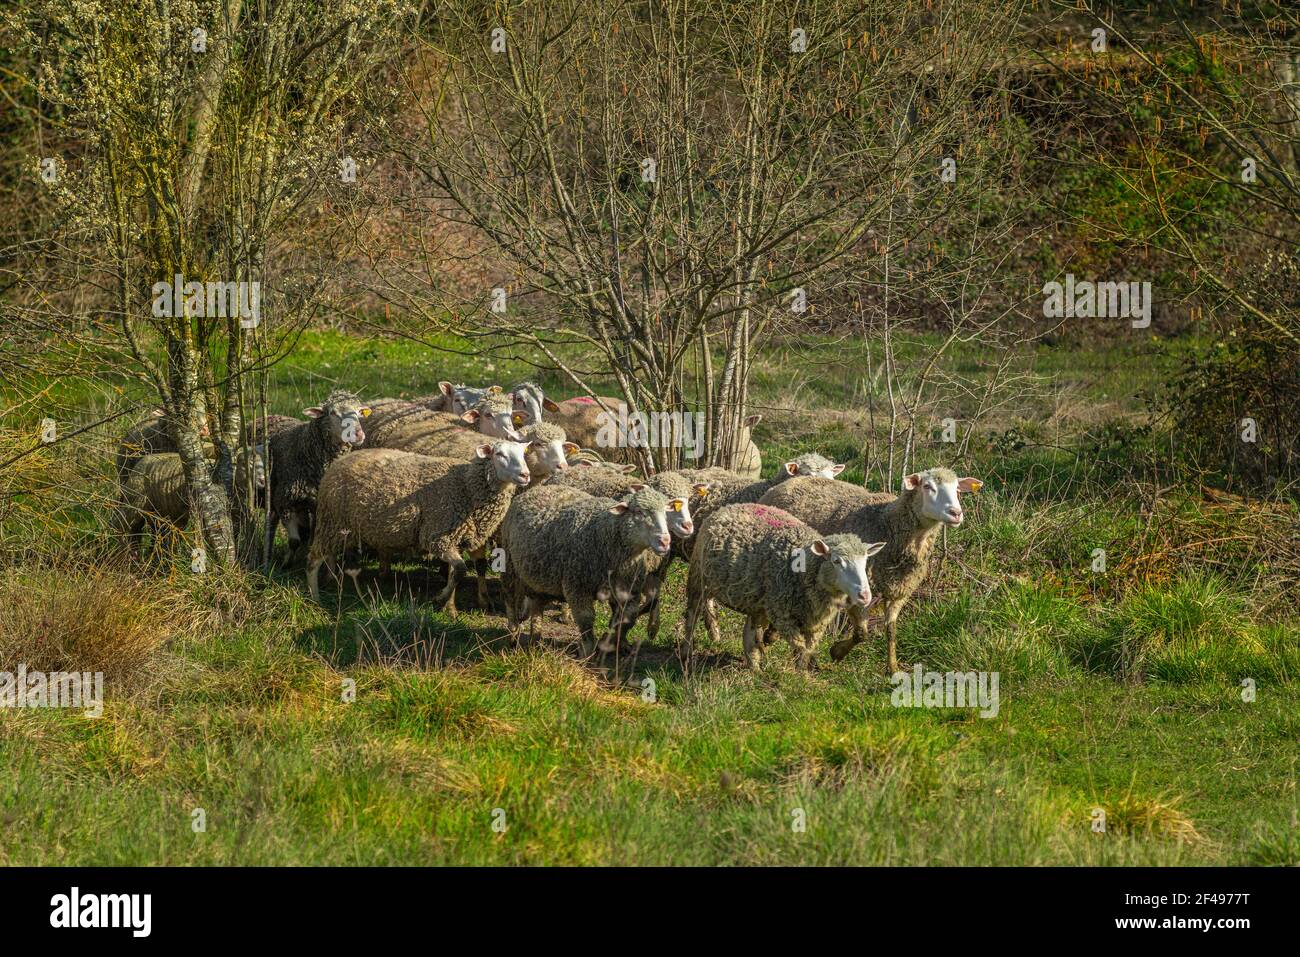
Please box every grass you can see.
[0,327,1297,865]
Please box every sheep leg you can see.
[703,597,722,646]
[598,586,632,655]
[741,616,763,670]
[884,601,902,674]
[681,564,706,665]
[795,631,819,673]
[431,542,466,617]
[282,512,303,565]
[307,558,323,603]
[830,603,869,662]
[570,595,598,657]
[475,559,489,606]
[639,573,664,643]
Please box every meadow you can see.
[1,327,1296,866]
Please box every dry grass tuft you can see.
[0,563,203,685]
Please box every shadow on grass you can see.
[290,561,739,684]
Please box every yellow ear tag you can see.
[360,408,372,418]
[671,500,684,512]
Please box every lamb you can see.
[264,389,371,564]
[307,441,531,613]
[115,447,265,554]
[499,484,675,655]
[758,468,982,672]
[509,381,560,425]
[683,503,884,671]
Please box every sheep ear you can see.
[902,473,924,491]
[438,381,454,397]
[743,414,762,428]
[958,477,983,493]
[692,483,711,497]
[784,461,799,476]
[619,464,637,474]
[628,483,647,492]
[303,407,324,419]
[543,397,560,413]
[475,444,493,459]
[608,502,631,514]
[810,539,829,557]
[830,463,846,476]
[563,442,580,454]
[461,410,480,424]
[865,541,888,559]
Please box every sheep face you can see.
[526,437,578,478]
[509,382,560,426]
[665,496,694,538]
[609,487,673,557]
[479,441,532,487]
[812,535,885,606]
[783,452,844,480]
[305,393,372,447]
[904,468,983,527]
[439,381,501,416]
[466,396,525,441]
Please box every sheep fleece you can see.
[312,449,517,562]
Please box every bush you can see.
[1165,251,1300,493]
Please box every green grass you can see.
[1,327,1297,865]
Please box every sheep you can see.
[433,382,501,415]
[546,397,763,476]
[264,389,372,564]
[544,462,647,499]
[308,441,532,613]
[545,395,626,450]
[681,453,847,544]
[367,405,477,448]
[682,503,884,671]
[115,447,265,554]
[509,381,560,425]
[758,468,983,673]
[499,484,675,655]
[114,409,210,480]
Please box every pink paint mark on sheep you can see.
[572,396,596,405]
[745,504,801,529]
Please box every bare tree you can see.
[1,0,411,563]
[368,0,1019,472]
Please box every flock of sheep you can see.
[113,379,982,673]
